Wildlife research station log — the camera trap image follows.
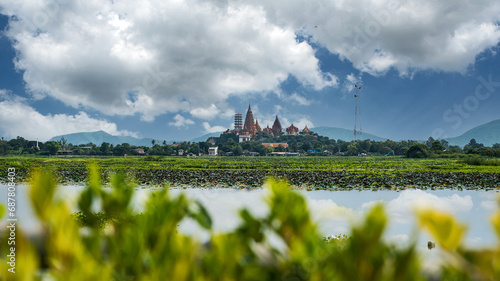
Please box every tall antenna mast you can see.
[354,84,362,142]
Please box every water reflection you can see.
[0,184,497,248]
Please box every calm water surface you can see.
[1,184,498,249]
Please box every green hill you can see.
[49,131,173,147]
[190,131,224,143]
[311,126,386,142]
[446,119,500,147]
[189,127,385,143]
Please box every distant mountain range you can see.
[311,126,386,142]
[190,132,224,143]
[49,119,500,148]
[49,131,173,147]
[445,119,500,147]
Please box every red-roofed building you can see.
[262,143,288,149]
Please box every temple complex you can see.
[232,105,310,137]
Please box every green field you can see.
[1,156,499,189]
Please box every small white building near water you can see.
[208,146,218,156]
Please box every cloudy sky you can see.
[0,0,499,142]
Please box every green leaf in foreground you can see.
[0,204,5,219]
[417,209,466,250]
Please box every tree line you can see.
[0,136,206,157]
[0,133,499,157]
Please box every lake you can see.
[1,184,498,249]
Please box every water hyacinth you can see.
[1,157,499,189]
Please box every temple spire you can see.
[272,115,282,135]
[243,104,256,135]
[255,119,262,132]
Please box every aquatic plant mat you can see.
[1,156,499,189]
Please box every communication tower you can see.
[354,85,362,142]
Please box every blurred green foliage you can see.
[1,168,500,280]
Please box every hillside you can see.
[311,126,386,142]
[446,119,500,147]
[49,131,172,147]
[190,131,224,143]
[188,127,386,143]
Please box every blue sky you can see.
[0,0,499,142]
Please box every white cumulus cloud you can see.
[1,0,336,121]
[190,104,221,120]
[168,114,195,127]
[362,190,474,224]
[253,0,500,75]
[202,122,227,134]
[0,99,137,141]
[480,200,497,211]
[289,93,312,106]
